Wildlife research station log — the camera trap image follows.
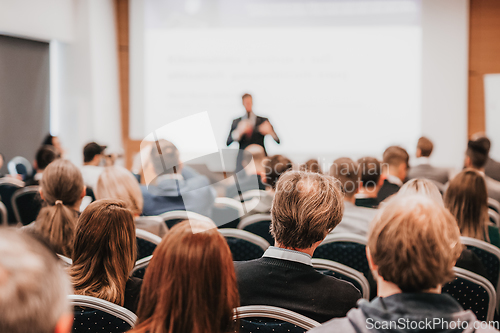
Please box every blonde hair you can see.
[36,159,84,256]
[70,199,136,306]
[95,166,144,215]
[398,179,443,206]
[368,195,462,292]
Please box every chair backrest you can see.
[136,228,162,260]
[442,267,497,322]
[159,210,214,229]
[460,236,500,303]
[57,254,72,267]
[0,201,7,226]
[234,189,267,202]
[69,295,137,333]
[489,209,500,228]
[213,197,244,228]
[235,305,321,333]
[131,255,152,279]
[488,198,500,214]
[7,156,33,178]
[11,186,42,225]
[312,258,370,299]
[219,229,270,261]
[237,213,273,245]
[135,215,168,238]
[0,178,24,223]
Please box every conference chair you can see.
[160,210,214,229]
[212,197,244,228]
[233,189,267,202]
[131,255,152,279]
[0,178,24,223]
[136,228,162,260]
[442,267,496,322]
[237,213,273,245]
[57,254,72,267]
[7,156,33,180]
[235,305,321,333]
[461,236,500,304]
[489,198,500,215]
[312,258,370,300]
[219,229,270,261]
[314,233,376,299]
[69,295,137,333]
[135,215,168,238]
[12,186,42,225]
[0,201,7,226]
[489,209,500,228]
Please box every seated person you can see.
[310,195,495,333]
[407,137,449,184]
[330,157,377,236]
[96,165,167,237]
[80,142,106,190]
[300,158,323,173]
[235,171,361,323]
[129,220,239,333]
[69,199,142,313]
[0,229,73,333]
[224,144,267,199]
[25,145,60,186]
[377,146,409,203]
[141,139,216,217]
[355,157,382,209]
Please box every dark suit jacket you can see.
[226,115,279,153]
[407,164,449,184]
[377,179,400,203]
[234,257,361,323]
[485,158,500,182]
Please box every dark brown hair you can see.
[417,137,433,157]
[264,155,293,189]
[444,169,489,242]
[69,199,136,306]
[271,171,344,249]
[357,157,381,189]
[383,146,409,167]
[130,221,239,333]
[466,138,490,169]
[330,157,360,198]
[300,159,323,174]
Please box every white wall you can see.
[420,0,469,169]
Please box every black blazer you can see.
[377,179,400,203]
[234,257,361,323]
[226,115,279,153]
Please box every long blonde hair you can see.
[95,166,143,215]
[36,159,84,256]
[69,199,136,306]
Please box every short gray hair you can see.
[0,228,72,333]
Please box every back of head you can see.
[417,137,433,157]
[271,171,344,249]
[444,169,488,241]
[300,159,323,174]
[36,145,60,170]
[70,199,136,306]
[466,137,490,169]
[36,159,84,256]
[0,229,72,333]
[83,142,106,163]
[149,139,180,176]
[357,157,381,189]
[42,133,54,146]
[264,154,293,189]
[383,146,409,168]
[330,157,359,198]
[96,166,144,215]
[368,195,462,292]
[398,178,443,206]
[132,220,239,333]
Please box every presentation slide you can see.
[135,0,422,163]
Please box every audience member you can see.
[310,195,495,333]
[0,229,73,333]
[225,144,267,199]
[330,157,377,236]
[141,139,216,217]
[235,171,361,323]
[70,199,141,313]
[444,169,500,248]
[355,157,382,209]
[377,146,409,203]
[42,134,65,157]
[25,145,60,186]
[130,220,239,333]
[96,166,167,237]
[27,159,85,256]
[465,136,500,203]
[80,142,106,190]
[407,137,449,184]
[300,158,323,173]
[470,133,500,182]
